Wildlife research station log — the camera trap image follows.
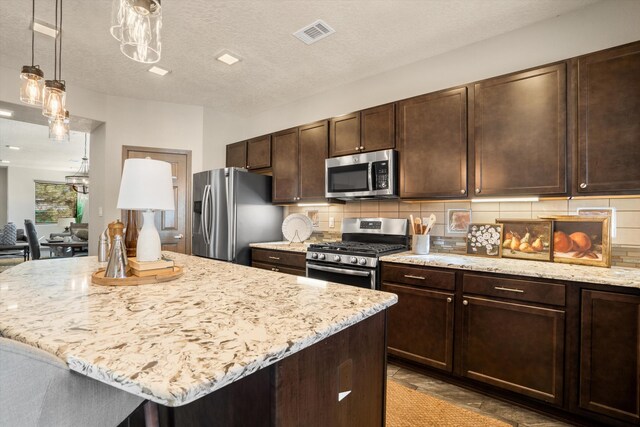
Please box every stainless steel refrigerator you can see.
[192,168,283,265]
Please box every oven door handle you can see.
[307,264,372,277]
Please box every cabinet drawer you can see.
[252,249,306,269]
[381,263,455,291]
[463,274,565,306]
[252,261,306,277]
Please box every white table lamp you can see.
[117,158,174,262]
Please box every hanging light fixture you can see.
[66,134,89,194]
[20,0,45,106]
[110,0,162,64]
[42,0,66,120]
[49,109,70,142]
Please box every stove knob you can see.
[333,255,341,262]
[311,252,318,259]
[358,258,367,266]
[319,253,326,260]
[350,256,358,264]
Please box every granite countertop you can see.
[0,253,396,407]
[381,252,640,290]
[250,241,310,252]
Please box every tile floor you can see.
[387,363,574,426]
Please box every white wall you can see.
[202,0,640,167]
[0,167,7,225]
[5,166,71,238]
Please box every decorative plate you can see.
[282,214,313,243]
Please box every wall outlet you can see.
[329,217,335,228]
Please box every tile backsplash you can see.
[285,197,640,268]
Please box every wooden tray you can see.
[91,266,183,286]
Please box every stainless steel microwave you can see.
[325,149,398,200]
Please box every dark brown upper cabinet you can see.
[576,42,640,195]
[246,135,271,170]
[271,121,329,203]
[225,141,247,169]
[398,87,468,198]
[473,63,567,197]
[329,103,395,157]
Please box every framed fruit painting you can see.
[543,215,611,267]
[497,219,553,262]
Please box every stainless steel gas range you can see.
[306,218,409,290]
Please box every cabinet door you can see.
[226,141,247,168]
[462,296,565,405]
[398,87,468,198]
[329,112,360,157]
[577,42,640,194]
[272,128,299,203]
[360,103,395,153]
[247,135,271,170]
[382,283,454,372]
[299,120,329,201]
[474,64,567,196]
[580,290,640,423]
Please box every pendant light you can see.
[20,0,45,106]
[66,134,89,194]
[111,0,162,64]
[49,109,70,142]
[42,0,66,120]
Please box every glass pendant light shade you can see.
[42,80,66,119]
[20,65,45,106]
[110,0,126,40]
[118,0,162,63]
[66,135,90,194]
[49,110,70,142]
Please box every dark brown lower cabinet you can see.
[461,296,565,405]
[251,248,306,276]
[579,290,640,424]
[382,283,454,372]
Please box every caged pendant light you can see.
[19,0,45,106]
[66,134,89,194]
[42,0,66,120]
[110,0,162,64]
[49,109,70,142]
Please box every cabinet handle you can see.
[268,256,281,260]
[580,182,587,189]
[271,267,279,272]
[246,165,250,169]
[460,189,465,194]
[475,188,481,194]
[403,274,425,280]
[359,146,364,150]
[354,147,360,151]
[494,286,524,293]
[446,297,452,303]
[463,300,468,306]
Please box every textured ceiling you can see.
[0,0,597,116]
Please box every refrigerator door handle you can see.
[203,184,213,245]
[208,183,215,247]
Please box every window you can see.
[34,181,77,224]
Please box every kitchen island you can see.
[0,253,396,426]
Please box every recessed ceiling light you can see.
[5,145,20,150]
[148,66,170,76]
[0,160,10,164]
[216,51,241,66]
[33,21,58,38]
[0,109,13,117]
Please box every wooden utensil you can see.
[415,217,422,235]
[409,215,415,235]
[424,214,437,235]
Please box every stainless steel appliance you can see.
[192,168,283,265]
[325,149,398,200]
[306,218,409,289]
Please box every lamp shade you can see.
[117,158,174,210]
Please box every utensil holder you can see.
[413,235,430,255]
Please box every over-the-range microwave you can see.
[325,149,398,200]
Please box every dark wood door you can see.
[398,87,468,198]
[580,290,640,423]
[461,296,565,405]
[123,146,192,254]
[246,135,271,170]
[329,112,360,157]
[298,120,329,201]
[272,127,300,203]
[577,42,640,194]
[360,103,395,153]
[382,283,454,372]
[225,141,247,168]
[473,64,567,196]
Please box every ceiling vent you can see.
[293,19,335,45]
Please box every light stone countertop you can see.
[250,241,310,252]
[381,252,640,290]
[0,252,396,407]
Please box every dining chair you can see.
[24,219,41,260]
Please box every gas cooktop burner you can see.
[308,241,406,255]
